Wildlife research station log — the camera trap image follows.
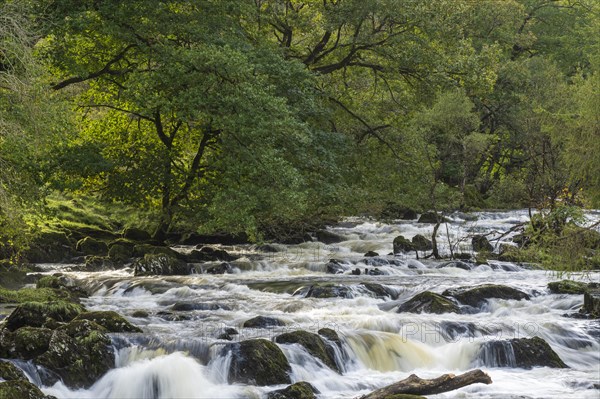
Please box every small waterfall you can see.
[476,340,517,367]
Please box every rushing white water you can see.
[11,210,600,398]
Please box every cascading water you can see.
[7,210,599,398]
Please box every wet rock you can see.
[275,330,339,372]
[204,262,233,274]
[76,237,108,256]
[315,230,346,244]
[227,339,291,385]
[437,261,473,270]
[440,321,479,340]
[133,254,191,276]
[218,327,239,340]
[363,257,392,267]
[155,312,191,322]
[479,336,567,369]
[582,288,600,318]
[325,259,347,274]
[397,291,459,314]
[364,251,379,257]
[256,244,282,253]
[36,275,88,299]
[187,247,235,262]
[267,381,318,399]
[131,310,149,318]
[107,243,134,264]
[37,319,114,388]
[243,316,285,328]
[318,328,342,346]
[132,244,181,259]
[379,204,418,220]
[548,280,597,295]
[4,301,85,331]
[84,255,116,271]
[366,268,385,276]
[472,235,493,252]
[13,327,53,359]
[393,235,414,254]
[418,212,445,223]
[0,379,52,399]
[304,284,352,299]
[443,284,530,307]
[0,360,27,381]
[122,227,151,241]
[73,311,142,333]
[171,302,231,312]
[360,283,398,299]
[351,268,361,275]
[412,234,433,251]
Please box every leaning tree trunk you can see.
[361,369,492,398]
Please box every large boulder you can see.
[393,236,414,254]
[478,336,567,369]
[133,254,191,276]
[243,316,286,328]
[267,381,318,399]
[132,244,181,259]
[442,284,530,307]
[548,280,598,295]
[315,230,346,245]
[13,327,53,359]
[472,235,493,252]
[397,291,459,314]
[122,227,151,241]
[36,275,88,299]
[275,330,339,372]
[75,237,108,256]
[22,230,75,263]
[84,256,116,271]
[304,285,352,299]
[73,311,142,333]
[227,339,291,386]
[107,243,134,264]
[582,288,600,318]
[4,301,85,331]
[412,235,433,251]
[37,320,114,389]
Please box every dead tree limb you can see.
[360,369,492,398]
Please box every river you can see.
[30,210,600,398]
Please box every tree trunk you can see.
[431,221,441,259]
[361,369,492,398]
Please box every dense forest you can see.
[1,0,599,264]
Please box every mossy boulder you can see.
[36,275,87,299]
[443,284,530,307]
[582,288,600,318]
[418,212,445,223]
[479,336,567,369]
[22,230,75,263]
[360,283,398,299]
[412,235,433,251]
[243,316,286,328]
[393,235,414,254]
[275,330,339,372]
[73,311,142,333]
[0,287,72,305]
[75,237,108,256]
[132,244,181,259]
[37,319,114,389]
[227,339,291,386]
[0,360,27,381]
[0,379,51,399]
[84,256,116,271]
[107,243,133,264]
[548,280,596,295]
[397,291,459,314]
[472,235,494,252]
[13,327,52,359]
[133,254,191,276]
[187,247,235,262]
[4,301,85,331]
[122,227,151,241]
[267,381,318,399]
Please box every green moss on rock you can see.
[397,291,459,314]
[227,339,291,386]
[275,330,339,372]
[74,311,142,333]
[548,280,595,295]
[133,254,191,276]
[75,237,108,256]
[0,287,71,305]
[4,301,85,331]
[443,284,530,307]
[14,327,52,359]
[0,360,27,381]
[0,379,50,399]
[267,381,318,399]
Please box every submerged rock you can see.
[243,316,286,328]
[478,336,567,369]
[227,339,291,386]
[443,284,530,307]
[304,284,352,299]
[397,291,459,314]
[360,283,398,299]
[267,381,319,399]
[133,254,191,276]
[73,311,142,333]
[393,235,414,254]
[275,330,339,372]
[437,261,473,270]
[171,302,231,312]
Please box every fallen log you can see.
[361,369,492,398]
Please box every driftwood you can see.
[360,369,492,398]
